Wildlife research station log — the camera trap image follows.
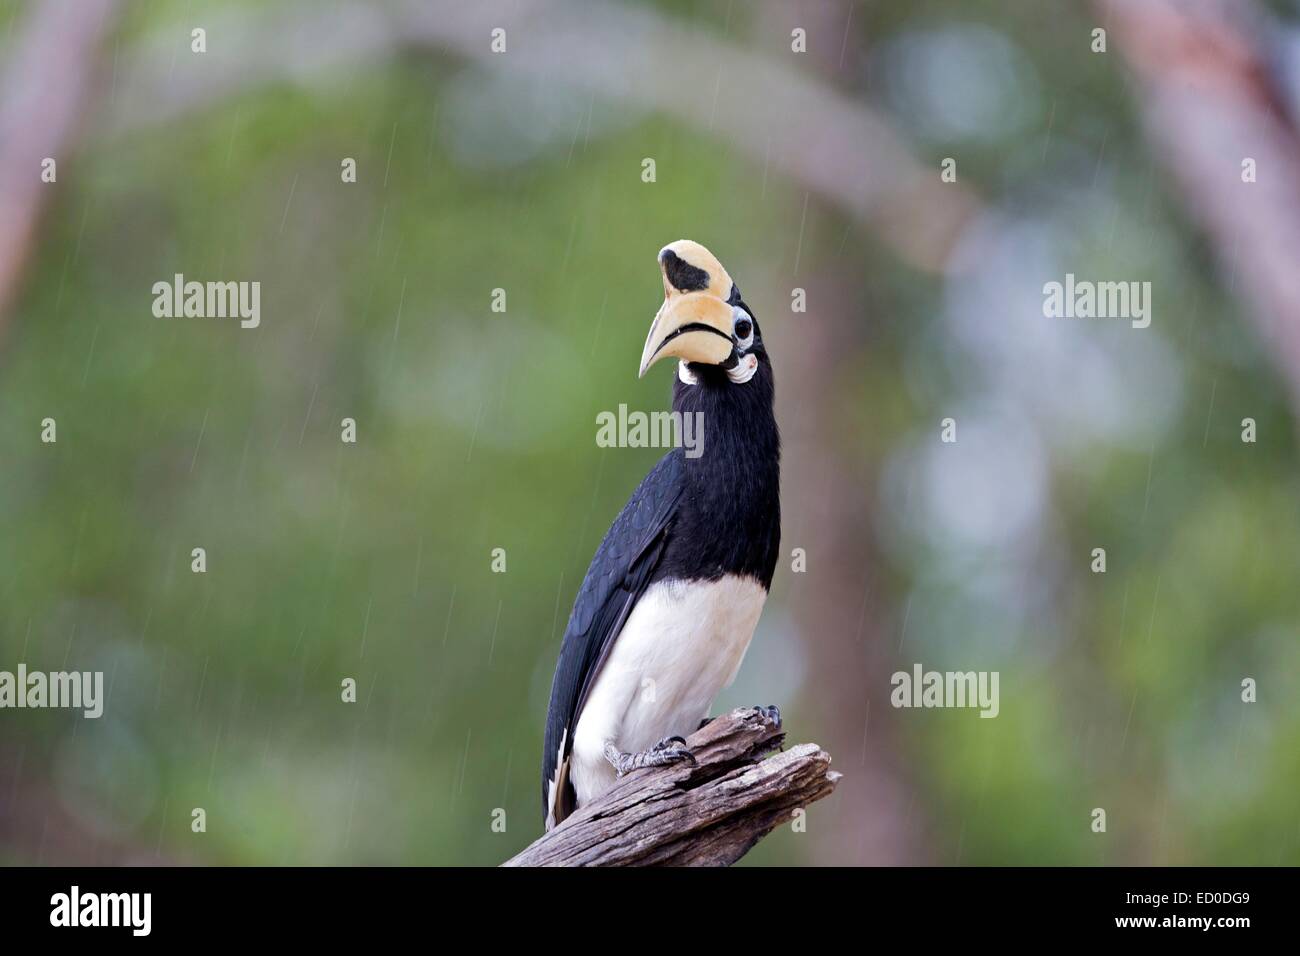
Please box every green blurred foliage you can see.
[1,0,1297,866]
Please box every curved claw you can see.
[669,747,697,766]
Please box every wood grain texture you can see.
[504,707,840,867]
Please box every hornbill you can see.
[541,240,781,830]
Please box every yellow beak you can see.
[638,292,735,378]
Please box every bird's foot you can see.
[604,736,696,776]
[753,705,784,752]
[699,705,781,731]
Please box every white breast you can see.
[568,574,767,808]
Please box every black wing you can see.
[541,450,685,827]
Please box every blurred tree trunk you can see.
[767,0,934,865]
[0,0,121,343]
[1098,0,1300,418]
[779,298,932,865]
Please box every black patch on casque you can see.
[660,248,711,292]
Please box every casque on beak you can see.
[638,241,737,378]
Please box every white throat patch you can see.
[727,353,759,384]
[678,355,758,385]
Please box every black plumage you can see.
[540,452,685,825]
[541,298,780,826]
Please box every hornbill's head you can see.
[639,240,767,386]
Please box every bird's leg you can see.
[603,736,695,776]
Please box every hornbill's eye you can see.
[732,309,754,348]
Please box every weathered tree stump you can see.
[503,707,840,866]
